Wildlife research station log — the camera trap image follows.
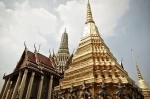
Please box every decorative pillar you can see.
[11,72,22,99]
[5,81,13,99]
[19,69,28,99]
[0,79,7,98]
[37,75,44,99]
[47,75,53,99]
[1,77,11,99]
[25,72,35,99]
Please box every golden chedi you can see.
[54,0,144,99]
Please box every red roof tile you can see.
[27,51,36,63]
[26,51,53,67]
[38,53,52,66]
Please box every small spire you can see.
[34,43,37,53]
[34,43,40,64]
[86,0,95,24]
[24,41,29,63]
[49,48,51,58]
[38,44,41,53]
[131,49,149,89]
[64,28,66,33]
[24,41,28,51]
[131,49,143,80]
[53,48,55,57]
[120,57,124,69]
[24,41,27,48]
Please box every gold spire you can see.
[131,49,143,80]
[131,49,149,89]
[86,0,95,24]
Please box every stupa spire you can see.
[58,28,69,54]
[86,0,95,24]
[56,28,70,73]
[131,49,143,80]
[131,49,149,89]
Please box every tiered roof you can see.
[4,44,60,79]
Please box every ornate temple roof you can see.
[10,45,60,78]
[15,50,53,70]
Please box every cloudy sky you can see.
[0,0,150,90]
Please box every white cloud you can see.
[56,0,129,48]
[0,0,58,51]
[0,1,58,88]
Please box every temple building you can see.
[56,28,70,73]
[0,0,150,99]
[131,50,150,99]
[54,1,144,99]
[0,44,61,99]
[0,28,71,99]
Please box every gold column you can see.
[26,72,35,99]
[47,75,53,99]
[11,72,22,99]
[1,77,11,99]
[0,79,7,98]
[19,69,28,99]
[37,75,44,99]
[5,81,12,99]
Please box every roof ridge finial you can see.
[49,48,51,57]
[38,44,41,53]
[52,48,55,57]
[86,0,94,24]
[131,49,143,80]
[120,57,124,69]
[24,41,27,48]
[34,43,40,64]
[34,43,37,53]
[24,41,28,51]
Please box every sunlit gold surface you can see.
[55,0,135,90]
[131,50,150,98]
[137,66,150,98]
